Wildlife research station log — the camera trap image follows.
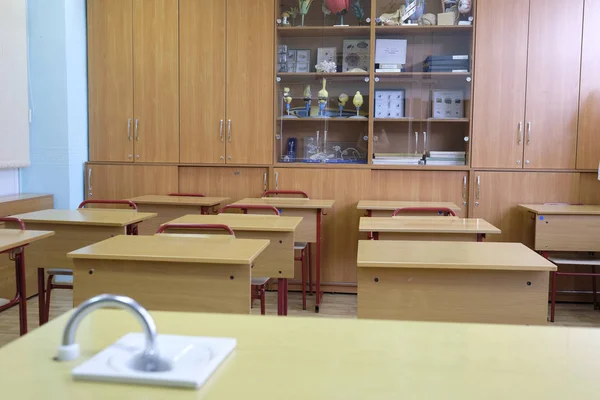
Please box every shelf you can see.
[273,162,471,171]
[278,72,370,82]
[278,26,371,38]
[374,118,469,123]
[375,72,470,79]
[375,25,473,34]
[278,117,368,122]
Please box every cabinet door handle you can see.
[127,118,132,141]
[423,131,427,153]
[88,167,93,197]
[275,172,279,190]
[227,120,232,142]
[219,120,224,142]
[263,172,267,191]
[135,119,139,141]
[526,122,531,144]
[414,132,418,154]
[475,175,481,204]
[517,122,523,144]
[462,175,467,205]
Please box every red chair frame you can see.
[156,223,235,237]
[0,217,28,335]
[168,193,205,197]
[78,199,140,235]
[263,190,309,199]
[219,204,281,215]
[391,207,457,217]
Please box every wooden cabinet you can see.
[576,0,600,170]
[87,0,134,162]
[369,170,469,217]
[87,0,179,163]
[471,0,529,168]
[85,164,178,200]
[179,167,268,203]
[274,168,371,285]
[179,0,274,165]
[472,0,584,169]
[470,171,580,243]
[523,0,582,169]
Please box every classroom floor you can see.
[1,291,600,347]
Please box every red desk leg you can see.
[366,209,373,240]
[315,209,323,313]
[15,249,27,335]
[37,268,45,326]
[201,206,209,215]
[277,278,288,316]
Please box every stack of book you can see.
[425,151,466,166]
[373,153,424,165]
[423,55,470,73]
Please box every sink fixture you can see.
[55,294,236,389]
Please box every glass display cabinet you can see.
[275,0,475,167]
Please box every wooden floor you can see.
[1,290,600,347]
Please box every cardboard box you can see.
[343,40,370,72]
[437,12,456,26]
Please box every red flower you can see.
[325,0,350,14]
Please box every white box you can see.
[375,90,405,118]
[375,39,407,65]
[432,90,464,118]
[342,40,370,72]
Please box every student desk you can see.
[166,214,302,316]
[0,229,54,335]
[357,240,556,324]
[231,197,335,312]
[2,310,600,399]
[359,216,501,241]
[128,195,230,235]
[6,209,156,315]
[67,235,269,314]
[357,200,461,217]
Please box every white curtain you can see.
[0,0,29,168]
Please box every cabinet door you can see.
[471,171,580,243]
[576,0,600,169]
[471,0,529,168]
[179,167,268,203]
[274,168,371,286]
[225,0,274,164]
[180,0,226,164]
[523,0,583,169]
[87,0,134,162]
[370,170,470,217]
[133,0,179,163]
[86,164,178,200]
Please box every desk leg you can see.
[15,249,27,335]
[37,268,46,326]
[477,233,485,242]
[201,206,209,215]
[127,224,139,235]
[315,210,322,313]
[366,210,373,240]
[277,279,288,316]
[373,232,379,241]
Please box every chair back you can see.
[0,217,26,230]
[156,223,236,237]
[219,204,280,215]
[392,207,457,217]
[262,190,309,199]
[78,199,138,210]
[168,193,205,197]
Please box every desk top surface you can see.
[0,229,55,252]
[357,240,556,271]
[168,214,302,232]
[129,195,230,207]
[357,200,461,211]
[67,234,269,264]
[518,204,600,215]
[359,217,501,234]
[10,209,157,226]
[1,309,599,399]
[233,197,335,209]
[0,193,52,203]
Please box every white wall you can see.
[0,169,19,195]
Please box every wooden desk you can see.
[231,198,334,312]
[6,209,156,318]
[357,200,461,217]
[3,309,600,399]
[359,216,501,241]
[357,240,556,324]
[0,229,54,335]
[68,235,268,314]
[129,195,230,235]
[167,214,302,316]
[518,204,600,252]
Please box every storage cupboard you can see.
[471,0,583,169]
[180,0,275,165]
[88,0,179,163]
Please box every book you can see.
[428,151,466,157]
[376,68,403,73]
[425,55,469,62]
[424,67,469,73]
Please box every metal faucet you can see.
[56,294,161,371]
